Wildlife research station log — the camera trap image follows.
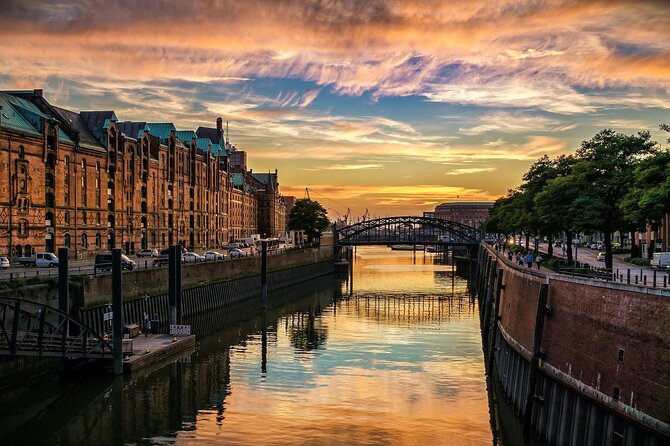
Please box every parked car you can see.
[182,252,205,263]
[95,253,136,271]
[18,252,59,267]
[588,243,599,249]
[203,251,225,261]
[596,252,605,261]
[0,256,9,269]
[226,242,241,251]
[611,242,621,248]
[137,248,159,258]
[228,248,245,258]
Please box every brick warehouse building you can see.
[434,201,494,228]
[0,89,286,259]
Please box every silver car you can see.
[0,256,9,269]
[182,252,205,263]
[203,251,225,261]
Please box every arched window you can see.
[17,220,29,236]
[82,211,87,225]
[64,233,71,249]
[64,211,70,225]
[45,193,55,208]
[81,233,88,248]
[63,156,70,186]
[18,145,25,159]
[95,233,102,247]
[81,159,87,206]
[46,172,55,188]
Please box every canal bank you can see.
[476,242,670,444]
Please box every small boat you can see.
[390,245,424,251]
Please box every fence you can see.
[557,266,670,289]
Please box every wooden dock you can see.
[122,334,195,373]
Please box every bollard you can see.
[643,275,647,285]
[261,241,268,309]
[635,275,638,284]
[627,269,630,284]
[111,248,123,375]
[653,270,657,288]
[665,276,668,288]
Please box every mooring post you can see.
[523,282,549,439]
[451,247,455,290]
[58,247,69,341]
[487,268,504,366]
[261,240,268,309]
[175,243,182,324]
[168,245,177,326]
[112,248,124,375]
[261,308,268,374]
[482,262,497,336]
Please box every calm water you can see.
[0,247,500,445]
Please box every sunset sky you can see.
[1,0,669,218]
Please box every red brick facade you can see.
[434,202,493,227]
[0,89,286,258]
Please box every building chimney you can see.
[216,117,223,131]
[33,89,43,97]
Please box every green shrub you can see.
[626,257,651,267]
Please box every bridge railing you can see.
[0,297,113,358]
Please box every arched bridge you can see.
[335,216,481,247]
[0,297,113,359]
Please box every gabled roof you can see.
[0,93,42,136]
[196,126,223,144]
[146,122,176,141]
[251,172,277,192]
[175,130,195,143]
[80,111,117,131]
[52,106,103,149]
[0,92,74,143]
[195,137,212,151]
[117,121,149,139]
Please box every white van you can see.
[651,252,670,269]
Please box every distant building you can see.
[434,202,493,228]
[284,196,296,229]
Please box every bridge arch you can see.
[335,216,481,246]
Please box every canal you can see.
[0,246,537,445]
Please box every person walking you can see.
[535,254,543,270]
[526,252,533,268]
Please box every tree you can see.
[568,129,657,269]
[622,125,670,257]
[288,198,331,240]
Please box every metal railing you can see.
[557,266,670,289]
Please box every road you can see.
[0,246,264,281]
[538,242,633,271]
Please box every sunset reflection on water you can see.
[178,247,491,445]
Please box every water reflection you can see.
[0,247,505,445]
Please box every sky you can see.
[1,0,669,219]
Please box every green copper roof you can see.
[231,172,245,187]
[195,137,212,151]
[146,122,176,141]
[0,93,74,144]
[175,130,195,143]
[0,95,41,136]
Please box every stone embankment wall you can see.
[476,243,670,444]
[77,248,335,333]
[74,246,333,308]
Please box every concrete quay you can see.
[122,334,195,374]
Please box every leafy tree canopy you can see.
[288,199,331,240]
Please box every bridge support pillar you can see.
[168,245,182,326]
[112,248,124,375]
